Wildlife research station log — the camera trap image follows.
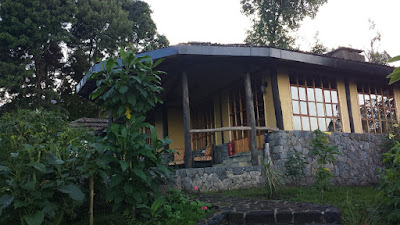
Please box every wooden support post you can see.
[345,78,355,133]
[270,67,284,130]
[182,72,193,168]
[244,72,258,166]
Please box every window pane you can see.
[333,104,340,117]
[390,98,395,108]
[300,102,308,115]
[317,103,325,116]
[358,94,364,106]
[365,95,370,106]
[307,88,315,101]
[310,117,318,131]
[315,89,323,102]
[292,100,300,114]
[299,87,306,101]
[331,91,338,103]
[291,86,298,100]
[326,104,333,117]
[370,94,376,107]
[309,102,316,116]
[360,107,366,118]
[293,116,301,130]
[302,117,310,131]
[324,90,331,103]
[319,118,327,131]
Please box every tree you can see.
[365,19,391,65]
[0,0,75,111]
[310,32,328,55]
[241,0,328,49]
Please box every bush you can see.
[0,109,95,225]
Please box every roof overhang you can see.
[76,44,394,96]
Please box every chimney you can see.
[325,47,365,62]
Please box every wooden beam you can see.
[190,126,279,133]
[270,67,284,130]
[345,78,355,133]
[244,72,258,166]
[182,72,192,168]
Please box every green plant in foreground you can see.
[309,130,341,201]
[264,163,283,198]
[378,141,400,224]
[0,109,90,225]
[285,149,307,180]
[89,49,175,221]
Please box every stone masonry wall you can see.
[172,131,384,192]
[269,131,384,186]
[174,166,264,192]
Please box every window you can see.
[229,85,265,140]
[290,74,342,132]
[357,83,396,133]
[191,101,215,150]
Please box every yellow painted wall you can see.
[348,80,363,133]
[167,107,185,150]
[277,69,293,130]
[336,78,351,133]
[262,72,277,128]
[394,87,400,121]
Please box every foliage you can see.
[0,0,168,118]
[285,149,307,179]
[378,141,400,224]
[0,109,94,225]
[89,49,173,220]
[241,0,328,49]
[0,0,75,110]
[365,20,391,65]
[387,56,400,85]
[264,163,283,199]
[309,130,341,200]
[310,32,328,55]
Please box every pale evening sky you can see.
[144,0,400,62]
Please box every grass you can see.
[207,186,389,225]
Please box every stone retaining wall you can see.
[172,131,384,191]
[269,131,383,186]
[174,166,264,192]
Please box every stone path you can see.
[194,194,341,225]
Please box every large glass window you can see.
[357,83,396,133]
[290,74,342,132]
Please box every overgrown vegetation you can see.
[0,51,210,225]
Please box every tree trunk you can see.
[89,176,94,225]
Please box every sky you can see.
[143,0,400,61]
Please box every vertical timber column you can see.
[270,67,284,130]
[244,72,258,166]
[182,72,193,168]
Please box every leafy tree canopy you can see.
[241,0,328,49]
[0,0,168,119]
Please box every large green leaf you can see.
[24,211,44,225]
[57,184,84,202]
[119,161,129,172]
[388,55,400,63]
[119,85,128,94]
[28,162,46,173]
[133,168,147,182]
[0,194,14,216]
[0,165,10,172]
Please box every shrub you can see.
[309,130,341,201]
[0,109,93,225]
[285,149,307,180]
